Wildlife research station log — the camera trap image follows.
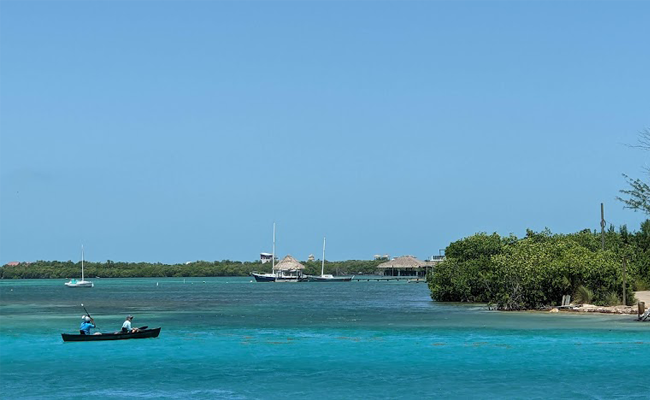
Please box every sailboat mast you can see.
[321,237,326,277]
[272,223,276,273]
[81,245,85,281]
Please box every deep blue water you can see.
[1,278,649,399]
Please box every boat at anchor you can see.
[250,224,305,282]
[304,238,353,282]
[251,223,280,282]
[65,246,93,288]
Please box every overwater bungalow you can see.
[377,255,440,277]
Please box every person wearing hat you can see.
[121,315,139,333]
[79,315,95,335]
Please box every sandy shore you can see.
[635,291,650,305]
[553,291,650,315]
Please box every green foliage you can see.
[445,232,506,262]
[633,278,649,291]
[573,285,593,305]
[618,128,650,215]
[0,259,384,279]
[618,174,650,214]
[428,222,648,310]
[428,258,495,303]
[601,292,621,307]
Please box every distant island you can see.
[4,221,649,314]
[0,259,384,279]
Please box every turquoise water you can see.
[1,278,649,399]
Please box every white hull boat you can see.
[65,279,94,288]
[65,246,93,288]
[304,238,353,282]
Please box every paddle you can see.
[81,303,98,329]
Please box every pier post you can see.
[622,257,627,306]
[600,203,606,251]
[639,302,645,319]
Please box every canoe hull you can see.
[61,328,161,342]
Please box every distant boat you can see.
[250,272,276,282]
[306,274,352,282]
[251,223,279,282]
[65,246,94,288]
[253,255,305,282]
[250,224,308,282]
[305,238,353,282]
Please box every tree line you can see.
[427,220,650,310]
[429,128,650,311]
[0,259,385,279]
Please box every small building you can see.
[308,254,315,262]
[274,255,305,278]
[260,253,273,264]
[377,255,437,277]
[6,261,20,266]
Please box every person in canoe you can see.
[79,315,100,335]
[121,315,140,333]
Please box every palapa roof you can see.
[377,255,427,269]
[274,255,305,271]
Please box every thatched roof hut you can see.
[274,255,306,271]
[377,255,427,269]
[377,255,433,277]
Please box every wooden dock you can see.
[351,277,427,283]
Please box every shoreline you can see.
[549,291,650,316]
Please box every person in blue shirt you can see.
[79,315,95,335]
[121,315,140,333]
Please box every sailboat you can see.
[65,246,94,288]
[306,238,353,282]
[251,224,279,282]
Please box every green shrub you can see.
[428,222,649,310]
[574,285,594,304]
[600,292,621,307]
[633,278,649,291]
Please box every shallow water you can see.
[1,278,648,399]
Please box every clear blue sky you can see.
[1,1,648,264]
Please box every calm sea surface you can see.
[1,277,649,399]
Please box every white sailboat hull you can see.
[64,245,93,288]
[65,280,94,288]
[305,275,353,282]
